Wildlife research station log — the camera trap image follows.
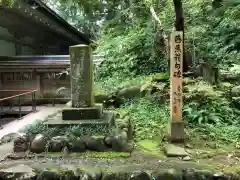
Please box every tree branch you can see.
[149,5,169,55]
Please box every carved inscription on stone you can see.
[70,45,94,107]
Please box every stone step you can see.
[44,111,115,129]
[44,118,109,128]
[62,104,103,120]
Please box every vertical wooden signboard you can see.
[169,31,184,142]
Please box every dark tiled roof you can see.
[29,0,91,44]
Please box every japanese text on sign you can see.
[170,31,183,121]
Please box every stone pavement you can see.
[0,104,65,161]
[0,104,64,140]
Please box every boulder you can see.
[231,85,240,97]
[7,152,28,160]
[129,171,152,180]
[76,165,102,180]
[37,170,60,180]
[111,131,129,152]
[111,136,133,152]
[0,132,23,144]
[155,169,182,180]
[30,134,46,153]
[0,164,36,180]
[104,136,114,147]
[164,144,189,157]
[48,136,68,152]
[116,86,142,100]
[13,134,29,152]
[68,139,86,152]
[182,169,213,180]
[82,136,107,152]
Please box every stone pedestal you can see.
[56,44,114,131]
[168,121,185,143]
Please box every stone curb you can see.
[0,165,239,180]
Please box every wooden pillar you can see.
[168,31,184,143]
[15,43,22,55]
[39,73,44,94]
[0,72,3,89]
[14,33,22,55]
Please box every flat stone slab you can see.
[164,144,189,157]
[45,111,115,129]
[62,105,103,120]
[0,142,14,162]
[0,106,62,140]
[44,119,109,128]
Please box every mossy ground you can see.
[47,152,131,158]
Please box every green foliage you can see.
[45,0,240,145]
[1,0,14,7]
[96,21,167,79]
[66,125,110,140]
[183,80,239,125]
[184,1,240,66]
[117,98,169,141]
[95,75,149,93]
[22,121,110,140]
[22,121,58,139]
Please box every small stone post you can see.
[69,44,94,108]
[168,31,184,142]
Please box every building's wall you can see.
[0,26,36,56]
[0,26,16,56]
[21,46,36,55]
[0,40,16,56]
[0,71,70,105]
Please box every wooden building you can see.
[0,0,90,56]
[0,0,93,104]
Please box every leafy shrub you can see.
[118,98,169,141]
[183,80,239,125]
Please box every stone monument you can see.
[61,44,103,120]
[45,44,114,129]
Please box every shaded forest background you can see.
[44,0,240,77]
[42,0,240,143]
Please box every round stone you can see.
[30,134,46,153]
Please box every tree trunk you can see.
[173,0,188,72]
[212,0,222,9]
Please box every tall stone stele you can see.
[70,44,94,108]
[62,44,102,120]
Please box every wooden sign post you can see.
[168,31,184,142]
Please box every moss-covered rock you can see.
[13,134,29,152]
[155,169,183,180]
[30,134,46,153]
[102,165,144,180]
[76,165,102,180]
[0,164,37,180]
[129,171,152,180]
[48,136,68,152]
[151,73,169,82]
[68,139,86,152]
[37,170,61,180]
[82,136,107,152]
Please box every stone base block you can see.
[62,105,103,120]
[45,111,115,129]
[167,121,185,143]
